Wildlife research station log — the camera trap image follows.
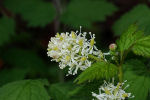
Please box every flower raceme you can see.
[92,80,134,100]
[47,27,102,75]
[47,27,134,100]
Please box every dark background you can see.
[0,0,150,99]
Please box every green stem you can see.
[88,54,102,62]
[118,65,123,82]
[118,51,124,83]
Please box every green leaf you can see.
[118,24,150,58]
[124,59,150,100]
[117,24,143,56]
[132,36,150,57]
[61,0,117,28]
[0,79,50,100]
[113,4,150,36]
[0,17,15,46]
[75,61,117,84]
[49,82,76,100]
[4,0,56,27]
[2,48,49,76]
[0,68,28,86]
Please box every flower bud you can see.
[109,43,117,51]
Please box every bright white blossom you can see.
[92,80,134,100]
[47,27,102,75]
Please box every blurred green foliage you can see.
[49,80,102,100]
[113,4,150,36]
[4,0,56,27]
[124,59,150,100]
[61,0,117,28]
[0,17,15,46]
[0,0,150,100]
[2,48,49,76]
[49,82,76,100]
[0,68,28,86]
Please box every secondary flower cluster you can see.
[47,28,101,75]
[92,80,134,100]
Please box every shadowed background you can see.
[0,0,150,100]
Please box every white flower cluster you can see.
[47,27,101,75]
[92,80,134,100]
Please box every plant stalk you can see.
[53,0,64,82]
[118,65,123,83]
[118,52,124,83]
[88,54,102,62]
